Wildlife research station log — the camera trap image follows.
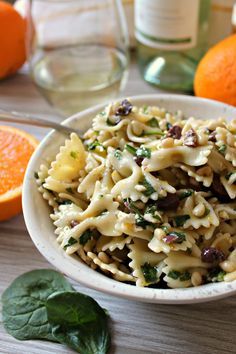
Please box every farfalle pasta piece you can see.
[148,227,196,254]
[180,192,219,229]
[87,251,135,282]
[207,148,232,173]
[128,239,166,286]
[175,163,213,187]
[44,133,86,193]
[143,145,212,172]
[162,251,210,288]
[215,203,236,220]
[78,164,105,198]
[164,251,210,270]
[99,235,132,252]
[220,173,236,199]
[110,149,144,201]
[76,181,119,221]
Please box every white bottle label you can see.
[135,0,200,50]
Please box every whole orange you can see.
[0,1,26,79]
[194,34,236,106]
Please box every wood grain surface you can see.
[1,61,236,354]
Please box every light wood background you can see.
[1,61,236,354]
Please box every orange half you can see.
[0,125,38,221]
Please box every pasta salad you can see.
[36,99,236,288]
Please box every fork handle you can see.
[0,109,80,136]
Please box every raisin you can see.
[156,194,180,211]
[115,99,133,116]
[184,128,198,147]
[208,130,216,142]
[167,125,182,139]
[211,174,230,202]
[70,220,79,228]
[201,247,225,263]
[134,156,144,166]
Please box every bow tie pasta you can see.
[37,99,236,288]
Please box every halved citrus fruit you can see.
[0,125,38,221]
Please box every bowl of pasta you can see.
[23,94,236,304]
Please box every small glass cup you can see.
[27,0,129,116]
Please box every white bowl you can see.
[23,94,236,304]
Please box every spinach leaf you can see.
[141,263,158,283]
[79,230,93,246]
[88,140,106,151]
[147,117,159,127]
[178,189,193,200]
[46,292,110,354]
[64,237,78,249]
[114,149,122,160]
[141,178,156,197]
[136,146,151,159]
[174,214,190,227]
[1,269,74,341]
[125,144,137,155]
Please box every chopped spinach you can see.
[142,130,164,136]
[136,146,151,159]
[34,171,39,179]
[147,117,159,127]
[166,122,172,130]
[125,144,137,155]
[168,270,191,281]
[160,225,169,234]
[123,198,140,214]
[64,237,78,250]
[59,200,73,205]
[70,151,78,159]
[114,149,122,160]
[207,268,226,282]
[179,271,191,281]
[141,178,156,197]
[174,214,190,227]
[79,230,93,246]
[142,105,148,114]
[218,144,226,155]
[135,214,153,229]
[87,140,106,151]
[124,199,153,228]
[145,205,161,221]
[179,189,194,200]
[168,270,181,280]
[141,263,158,283]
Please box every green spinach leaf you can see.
[1,269,74,341]
[46,292,110,354]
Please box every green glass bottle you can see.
[135,0,211,92]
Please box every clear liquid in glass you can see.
[31,44,128,116]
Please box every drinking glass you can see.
[27,0,129,116]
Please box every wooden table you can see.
[1,62,236,354]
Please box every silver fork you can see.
[0,109,83,137]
